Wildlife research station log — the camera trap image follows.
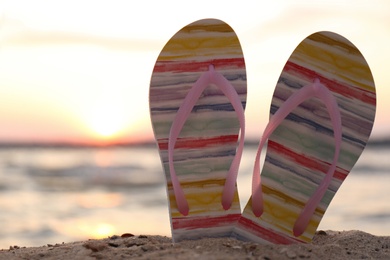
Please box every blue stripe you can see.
[151,101,247,113]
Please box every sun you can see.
[88,105,126,138]
[79,87,152,145]
[82,94,131,142]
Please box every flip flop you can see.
[149,19,247,242]
[234,31,376,244]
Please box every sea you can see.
[0,142,389,249]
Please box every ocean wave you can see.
[352,165,390,174]
[25,165,165,192]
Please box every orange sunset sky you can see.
[1,0,389,145]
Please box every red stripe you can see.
[237,216,303,244]
[172,214,241,230]
[284,61,376,106]
[158,135,239,150]
[268,140,348,181]
[153,58,245,73]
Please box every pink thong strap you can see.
[168,65,245,216]
[251,78,342,237]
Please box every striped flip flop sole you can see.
[149,19,246,242]
[235,31,376,244]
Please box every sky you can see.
[1,0,389,145]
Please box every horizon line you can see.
[0,136,389,149]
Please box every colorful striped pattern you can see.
[234,31,376,244]
[149,19,246,242]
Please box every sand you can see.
[1,230,389,259]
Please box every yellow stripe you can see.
[244,195,319,242]
[157,21,242,61]
[256,185,323,240]
[291,32,375,92]
[262,196,320,241]
[169,187,240,217]
[262,185,325,216]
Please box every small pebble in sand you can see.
[121,233,134,238]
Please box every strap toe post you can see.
[252,79,342,236]
[168,65,245,216]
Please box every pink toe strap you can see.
[252,79,342,237]
[168,65,245,216]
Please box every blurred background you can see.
[0,0,389,248]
